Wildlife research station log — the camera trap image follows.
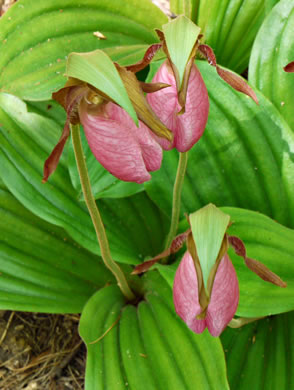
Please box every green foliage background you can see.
[0,0,293,389]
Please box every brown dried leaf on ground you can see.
[0,311,85,390]
[0,0,17,16]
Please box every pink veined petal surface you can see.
[79,102,162,184]
[147,61,209,152]
[173,252,239,337]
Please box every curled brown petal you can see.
[244,257,287,288]
[132,229,190,275]
[43,85,87,182]
[228,236,287,288]
[126,43,162,73]
[284,61,294,72]
[198,44,259,104]
[228,235,246,257]
[140,81,171,93]
[42,121,70,183]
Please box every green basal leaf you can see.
[190,204,230,287]
[27,99,67,127]
[162,15,201,87]
[66,50,138,125]
[0,176,6,190]
[221,312,294,389]
[103,44,149,67]
[145,60,294,229]
[67,124,144,200]
[249,0,294,130]
[0,187,113,313]
[158,207,294,318]
[0,93,169,265]
[79,272,229,390]
[196,0,271,74]
[265,0,280,15]
[0,0,167,100]
[170,0,199,20]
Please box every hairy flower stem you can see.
[164,151,188,258]
[71,124,135,301]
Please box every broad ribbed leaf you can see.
[0,187,113,313]
[157,208,294,318]
[221,312,294,389]
[103,45,150,67]
[79,285,126,389]
[196,0,271,73]
[249,0,294,130]
[0,0,167,100]
[80,272,229,390]
[145,61,294,228]
[170,0,199,19]
[0,93,169,264]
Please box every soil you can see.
[0,311,85,389]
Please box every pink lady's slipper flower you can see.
[147,61,209,152]
[133,204,286,337]
[173,251,239,337]
[43,50,173,184]
[145,19,258,153]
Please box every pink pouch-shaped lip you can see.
[147,61,209,152]
[173,251,239,337]
[79,101,163,184]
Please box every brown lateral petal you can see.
[131,255,167,275]
[140,81,171,93]
[115,63,173,142]
[228,235,287,288]
[126,43,162,73]
[198,44,259,104]
[198,44,217,66]
[42,121,70,183]
[155,28,166,45]
[170,229,191,252]
[245,257,287,288]
[284,61,294,72]
[216,67,259,104]
[44,84,88,182]
[228,235,246,257]
[132,229,190,275]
